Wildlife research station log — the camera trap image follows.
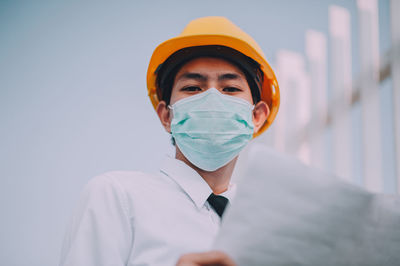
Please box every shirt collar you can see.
[160,156,236,209]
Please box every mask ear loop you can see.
[166,105,174,134]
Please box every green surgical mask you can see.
[169,88,255,171]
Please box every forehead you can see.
[175,57,246,78]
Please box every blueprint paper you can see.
[213,145,400,266]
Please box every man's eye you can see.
[181,86,202,92]
[223,87,242,92]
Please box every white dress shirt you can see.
[59,156,236,266]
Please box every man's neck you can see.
[175,148,237,195]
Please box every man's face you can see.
[169,57,254,105]
[156,56,269,135]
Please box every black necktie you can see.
[207,193,229,218]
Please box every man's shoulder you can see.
[100,170,156,180]
[85,170,170,195]
[90,170,160,186]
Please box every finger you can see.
[176,251,236,266]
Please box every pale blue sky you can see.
[0,1,394,265]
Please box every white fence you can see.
[265,0,399,193]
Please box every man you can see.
[59,16,279,266]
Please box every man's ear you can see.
[252,101,270,134]
[156,101,171,133]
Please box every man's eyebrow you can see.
[176,72,207,82]
[218,73,243,81]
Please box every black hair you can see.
[155,45,263,105]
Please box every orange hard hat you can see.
[146,16,280,137]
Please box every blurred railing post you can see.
[390,0,400,192]
[329,6,353,182]
[357,0,383,192]
[306,30,328,170]
[275,50,311,164]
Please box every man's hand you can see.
[176,251,236,266]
